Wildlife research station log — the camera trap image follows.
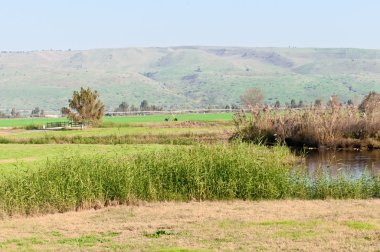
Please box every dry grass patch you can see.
[0,200,379,251]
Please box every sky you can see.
[0,0,380,50]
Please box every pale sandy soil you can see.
[0,200,379,251]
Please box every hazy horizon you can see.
[1,0,380,51]
[4,45,380,53]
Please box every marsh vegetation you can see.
[232,92,380,149]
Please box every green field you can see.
[0,144,167,172]
[0,113,234,127]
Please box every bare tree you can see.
[240,88,264,108]
[62,87,104,125]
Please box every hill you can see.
[1,46,380,112]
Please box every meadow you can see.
[1,112,380,250]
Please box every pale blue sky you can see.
[1,0,379,50]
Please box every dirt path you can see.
[0,129,23,136]
[0,200,379,251]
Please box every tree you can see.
[10,108,20,118]
[290,99,297,108]
[314,98,323,108]
[240,88,264,108]
[130,105,138,111]
[62,87,104,125]
[31,107,40,117]
[231,104,239,110]
[115,102,129,112]
[274,100,281,108]
[298,100,304,108]
[140,100,149,111]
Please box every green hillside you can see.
[1,46,380,112]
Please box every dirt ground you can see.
[0,200,379,251]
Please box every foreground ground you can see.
[0,200,379,251]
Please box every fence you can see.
[45,121,92,129]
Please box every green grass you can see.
[344,221,377,230]
[102,113,234,123]
[1,143,380,216]
[0,144,167,171]
[0,118,64,128]
[58,235,111,247]
[0,113,234,127]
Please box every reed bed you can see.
[0,144,379,217]
[232,104,380,149]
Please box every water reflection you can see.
[304,150,380,176]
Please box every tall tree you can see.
[290,99,297,108]
[115,102,129,112]
[240,88,264,108]
[62,87,104,125]
[274,100,281,108]
[140,100,149,110]
[298,100,304,108]
[314,98,323,108]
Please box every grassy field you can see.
[1,115,380,251]
[0,122,232,145]
[0,200,379,251]
[0,113,234,127]
[0,144,167,171]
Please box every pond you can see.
[303,150,380,176]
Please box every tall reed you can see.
[232,105,380,149]
[0,144,379,216]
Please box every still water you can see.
[304,150,380,176]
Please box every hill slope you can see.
[1,46,380,112]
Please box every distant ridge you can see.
[0,46,380,111]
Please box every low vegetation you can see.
[0,143,379,216]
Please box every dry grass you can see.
[233,104,380,149]
[0,200,379,251]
